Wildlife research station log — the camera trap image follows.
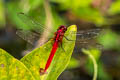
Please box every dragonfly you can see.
[39,25,67,74]
[16,13,103,75]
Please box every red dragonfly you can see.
[16,13,102,75]
[39,25,67,74]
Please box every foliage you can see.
[0,48,35,80]
[0,0,120,79]
[0,0,120,28]
[0,25,77,80]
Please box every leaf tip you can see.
[68,25,77,31]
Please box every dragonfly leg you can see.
[64,35,75,41]
[60,43,66,52]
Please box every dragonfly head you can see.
[59,25,67,32]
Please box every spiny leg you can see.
[64,35,75,41]
[60,42,66,52]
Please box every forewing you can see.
[17,12,54,45]
[76,28,103,49]
[17,12,44,33]
[64,28,103,49]
[76,28,102,40]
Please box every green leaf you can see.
[20,25,77,80]
[0,48,35,80]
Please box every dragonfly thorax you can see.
[54,25,67,42]
[58,25,67,32]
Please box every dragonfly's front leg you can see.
[63,35,75,41]
[60,42,65,52]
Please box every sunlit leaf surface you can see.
[0,49,35,80]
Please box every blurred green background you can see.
[0,0,120,80]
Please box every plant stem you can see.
[82,49,98,80]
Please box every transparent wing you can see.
[16,29,40,45]
[17,13,103,47]
[76,28,103,49]
[65,28,103,49]
[76,28,102,40]
[66,28,102,41]
[17,12,45,33]
[16,12,54,45]
[17,28,103,46]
